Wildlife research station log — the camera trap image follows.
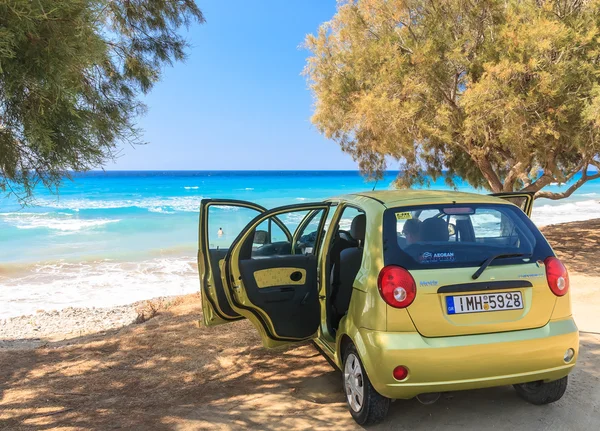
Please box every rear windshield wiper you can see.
[472,253,531,280]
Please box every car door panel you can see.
[238,255,320,339]
[223,203,331,348]
[207,249,238,317]
[253,267,307,288]
[198,199,276,326]
[491,192,535,217]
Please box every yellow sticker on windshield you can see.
[396,212,412,220]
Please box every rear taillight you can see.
[377,265,416,308]
[544,257,569,297]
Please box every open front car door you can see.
[222,203,332,348]
[198,199,272,326]
[491,191,535,217]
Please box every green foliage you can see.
[0,0,203,200]
[305,0,600,199]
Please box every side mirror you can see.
[253,229,269,245]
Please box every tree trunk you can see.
[476,156,503,193]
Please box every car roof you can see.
[333,189,509,208]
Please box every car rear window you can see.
[382,203,553,270]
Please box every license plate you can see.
[446,291,523,315]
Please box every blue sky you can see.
[107,0,360,171]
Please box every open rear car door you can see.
[199,199,275,326]
[222,203,332,348]
[490,192,535,217]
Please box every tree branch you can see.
[522,171,557,192]
[535,169,600,200]
[503,161,525,191]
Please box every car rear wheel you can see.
[343,344,390,425]
[513,376,568,405]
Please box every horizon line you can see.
[83,169,401,172]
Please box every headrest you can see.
[420,217,449,242]
[350,214,366,243]
[402,218,421,236]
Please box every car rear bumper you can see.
[355,317,579,399]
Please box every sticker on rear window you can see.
[419,251,455,263]
[396,212,412,220]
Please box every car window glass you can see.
[208,205,263,250]
[250,209,327,258]
[389,204,536,269]
[295,209,326,254]
[337,206,363,238]
[471,209,517,239]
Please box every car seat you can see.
[331,214,365,329]
[420,217,449,242]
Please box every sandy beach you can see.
[1,218,599,430]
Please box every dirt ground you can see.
[1,220,600,430]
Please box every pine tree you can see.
[305,0,600,199]
[0,0,204,200]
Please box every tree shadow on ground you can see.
[0,296,353,430]
[541,219,600,276]
[2,298,600,430]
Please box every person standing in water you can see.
[218,227,224,237]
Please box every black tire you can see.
[342,344,390,425]
[514,376,568,405]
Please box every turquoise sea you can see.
[1,170,599,318]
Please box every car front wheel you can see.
[513,376,568,405]
[343,344,390,425]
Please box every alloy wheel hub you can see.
[344,353,365,412]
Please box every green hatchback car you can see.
[197,190,578,425]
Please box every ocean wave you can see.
[37,196,204,213]
[214,205,241,212]
[532,199,600,227]
[0,257,198,319]
[0,213,120,232]
[147,207,176,214]
[338,217,353,230]
[184,186,199,190]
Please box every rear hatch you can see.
[382,202,556,337]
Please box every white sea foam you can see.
[37,196,204,213]
[0,213,119,232]
[0,257,199,319]
[184,186,199,190]
[531,199,600,227]
[147,207,176,214]
[337,217,353,231]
